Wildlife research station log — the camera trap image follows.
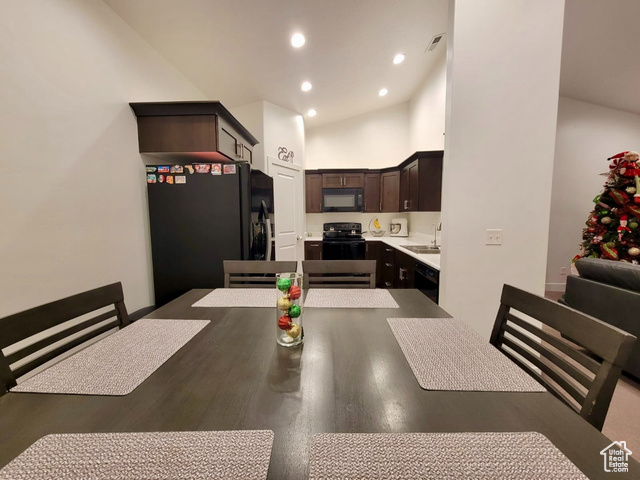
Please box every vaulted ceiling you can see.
[104,0,449,127]
[560,0,640,116]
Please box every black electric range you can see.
[322,222,366,260]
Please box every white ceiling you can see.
[560,0,640,116]
[103,0,448,127]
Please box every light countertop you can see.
[304,235,441,271]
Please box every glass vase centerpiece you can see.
[276,272,303,347]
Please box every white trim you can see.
[545,282,566,292]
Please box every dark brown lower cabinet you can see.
[304,241,322,260]
[395,249,415,289]
[380,245,396,288]
[365,241,382,287]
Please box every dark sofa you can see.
[562,258,640,379]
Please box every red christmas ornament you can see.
[288,285,302,300]
[278,315,292,330]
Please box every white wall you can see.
[546,97,640,289]
[409,46,447,152]
[440,0,565,339]
[231,101,305,173]
[305,103,411,170]
[0,0,206,317]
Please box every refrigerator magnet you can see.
[194,164,211,174]
[146,174,157,184]
[170,165,184,174]
[223,164,236,175]
[175,175,186,184]
[166,175,174,185]
[185,165,195,174]
[158,175,165,183]
[158,166,170,173]
[146,166,157,173]
[211,164,222,175]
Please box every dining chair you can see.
[302,260,376,289]
[0,282,130,395]
[223,260,298,288]
[490,284,636,431]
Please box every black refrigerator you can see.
[146,162,274,306]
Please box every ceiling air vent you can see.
[426,33,445,52]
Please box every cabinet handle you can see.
[385,282,392,287]
[379,202,382,211]
[310,244,320,247]
[385,263,392,267]
[385,248,393,252]
[364,202,367,211]
[404,200,409,210]
[399,268,406,280]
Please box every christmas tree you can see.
[577,151,640,264]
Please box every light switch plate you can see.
[486,229,503,245]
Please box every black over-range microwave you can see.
[322,188,364,212]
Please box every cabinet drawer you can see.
[382,245,396,263]
[304,241,323,260]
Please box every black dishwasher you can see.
[414,261,439,304]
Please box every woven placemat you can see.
[309,432,587,479]
[0,430,274,480]
[388,318,546,392]
[305,289,399,308]
[12,319,209,396]
[192,288,278,307]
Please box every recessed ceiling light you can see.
[291,33,306,48]
[393,53,405,65]
[301,81,312,92]
[379,88,388,97]
[307,109,317,117]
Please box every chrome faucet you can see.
[432,222,442,248]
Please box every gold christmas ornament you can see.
[628,247,640,257]
[286,323,301,338]
[277,297,291,311]
[600,216,612,225]
[626,186,637,195]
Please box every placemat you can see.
[192,288,278,307]
[305,289,399,308]
[12,319,209,396]
[387,318,546,391]
[0,430,274,480]
[309,432,587,479]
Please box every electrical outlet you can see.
[485,229,503,245]
[560,267,567,276]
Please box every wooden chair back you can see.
[302,260,376,289]
[490,284,636,430]
[224,260,298,288]
[0,282,130,394]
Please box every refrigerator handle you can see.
[265,216,273,261]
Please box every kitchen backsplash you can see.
[305,211,441,241]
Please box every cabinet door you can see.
[400,168,410,211]
[364,173,381,213]
[396,250,415,289]
[418,156,443,211]
[218,117,243,161]
[381,245,396,288]
[408,161,419,211]
[343,173,365,188]
[380,171,400,213]
[322,174,344,188]
[305,174,323,213]
[304,241,323,260]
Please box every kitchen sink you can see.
[401,245,440,254]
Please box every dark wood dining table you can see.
[0,289,638,479]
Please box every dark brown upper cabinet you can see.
[129,101,258,163]
[364,173,381,212]
[380,170,400,212]
[322,173,364,188]
[304,151,443,213]
[305,173,323,213]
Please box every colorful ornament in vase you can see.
[275,272,303,347]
